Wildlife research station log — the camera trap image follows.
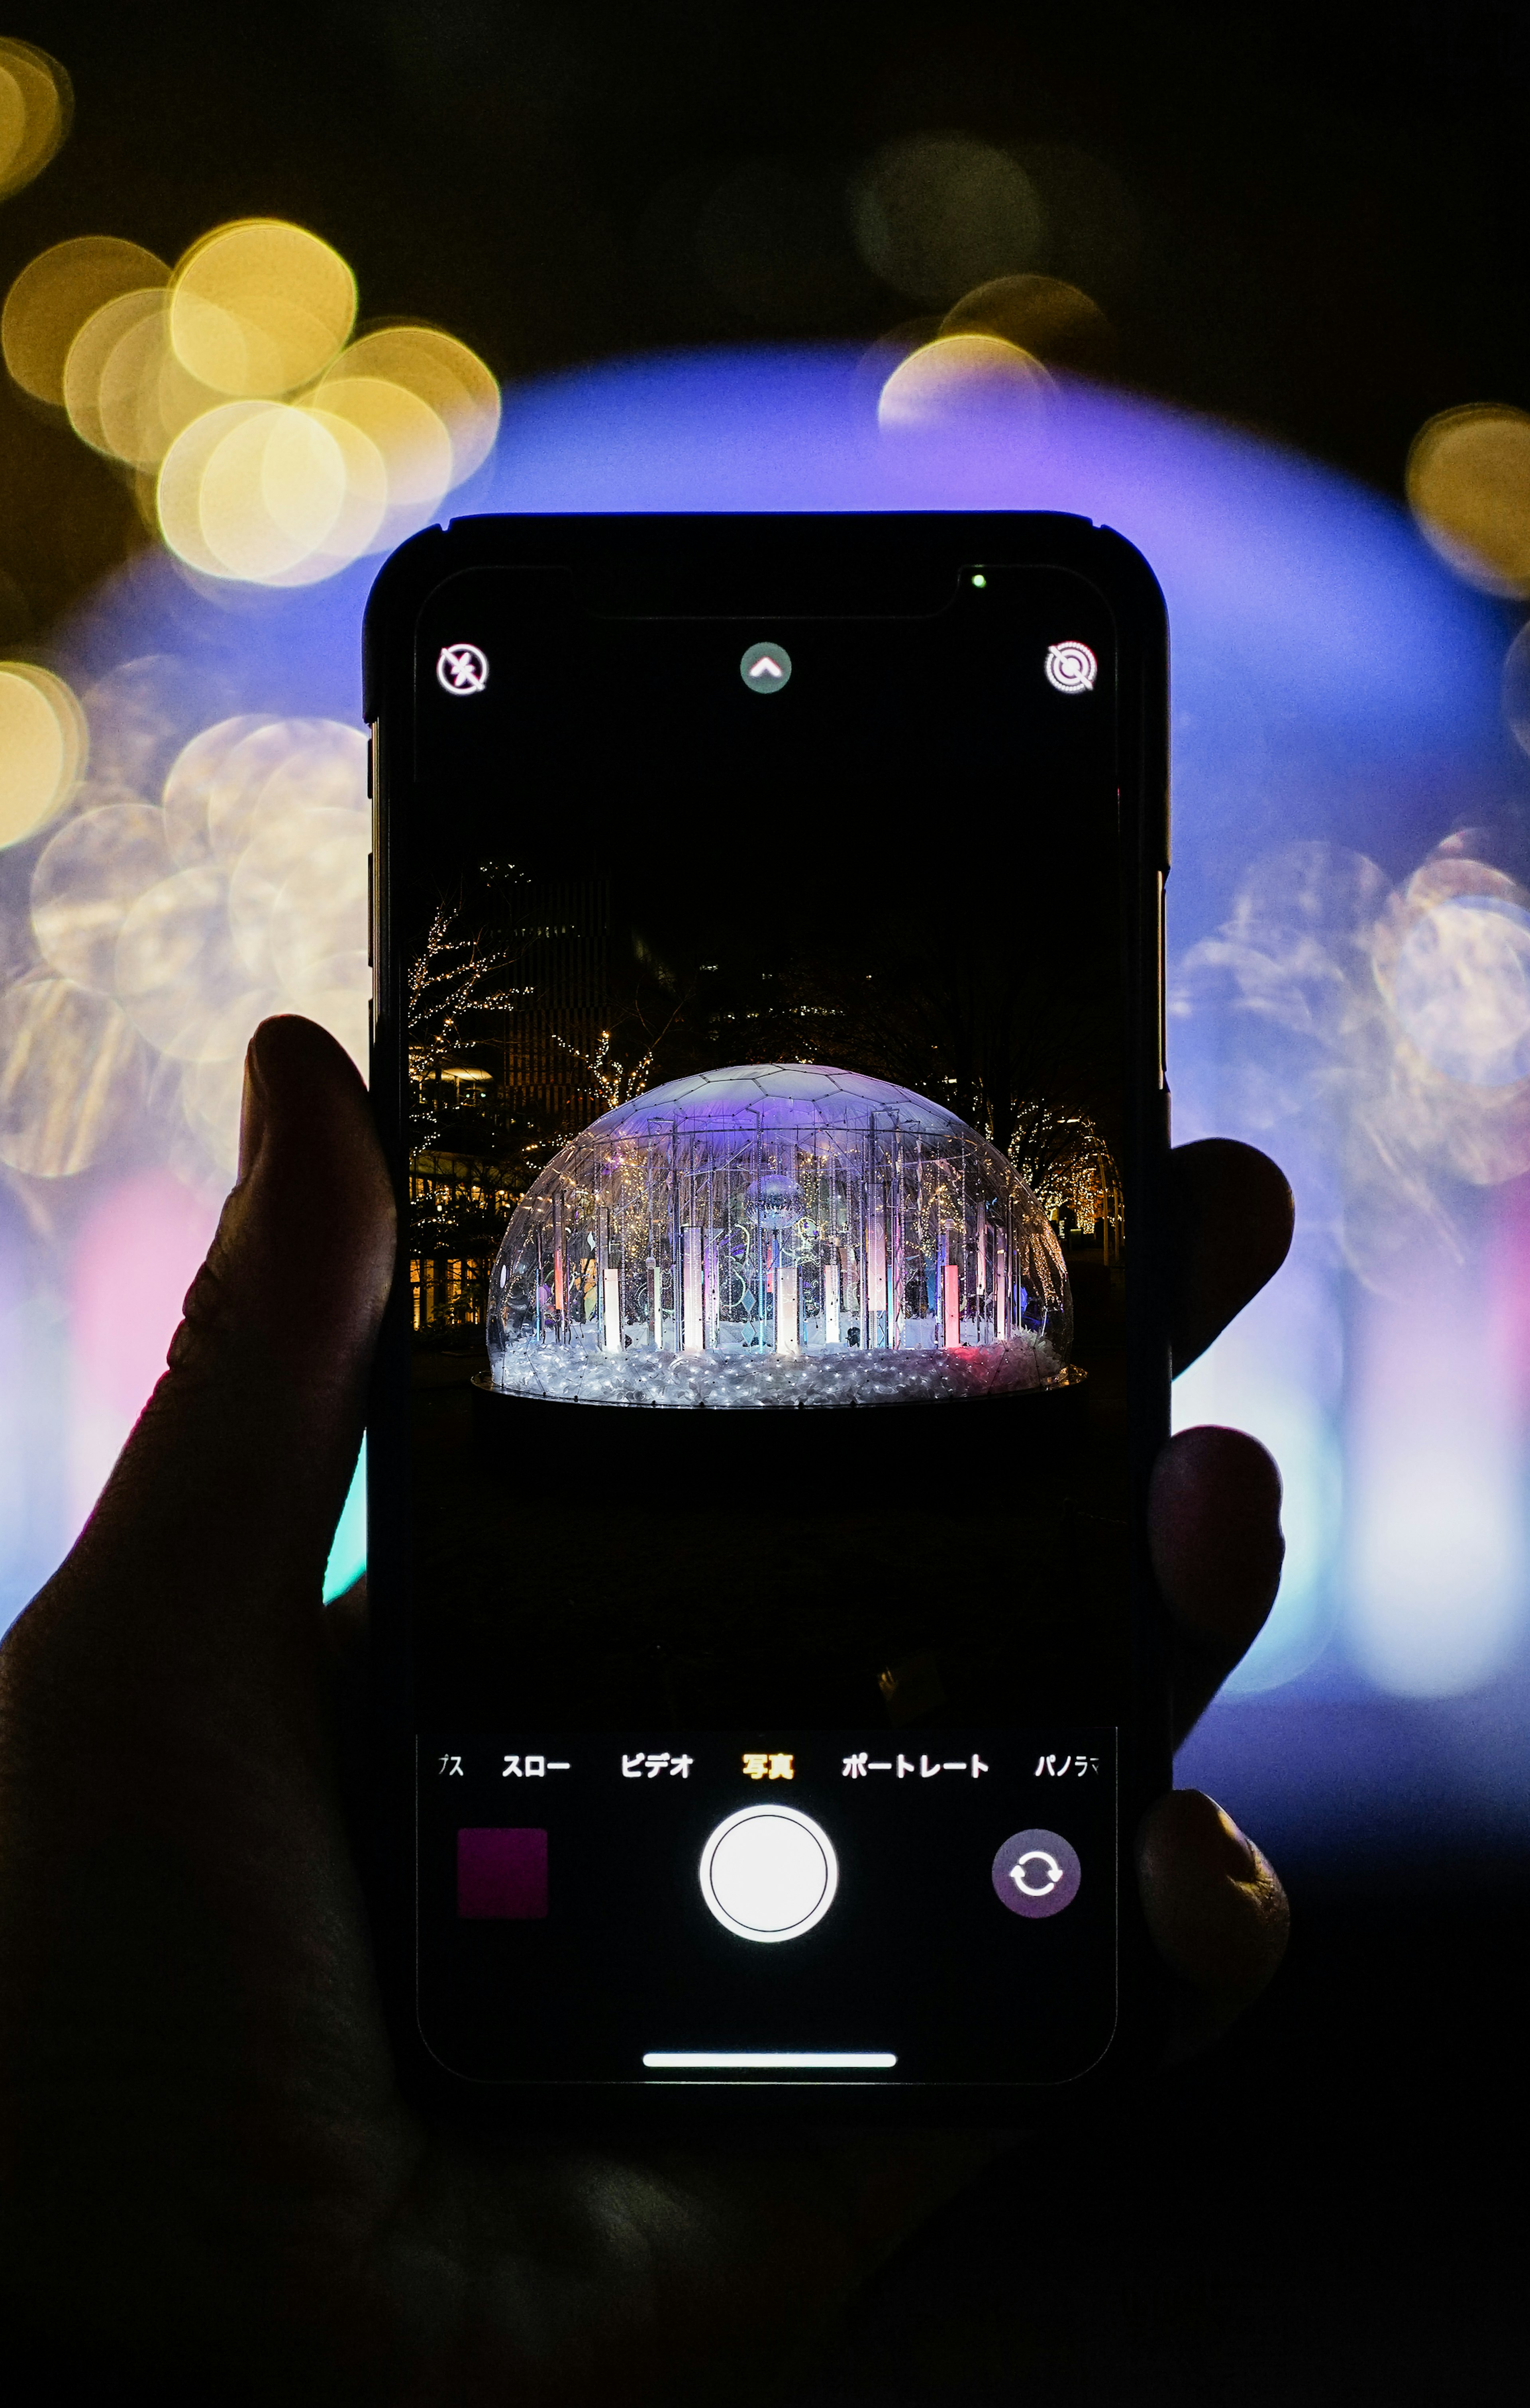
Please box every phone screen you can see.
[377,528,1157,2096]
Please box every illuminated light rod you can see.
[641,2051,897,2070]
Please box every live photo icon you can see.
[740,639,792,693]
[457,1827,549,1919]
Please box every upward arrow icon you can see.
[740,640,792,692]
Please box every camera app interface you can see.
[398,552,1130,2087]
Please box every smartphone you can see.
[363,511,1170,2121]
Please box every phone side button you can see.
[367,851,373,969]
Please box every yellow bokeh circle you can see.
[1406,405,1530,599]
[157,403,270,576]
[14,212,502,585]
[320,323,500,483]
[289,407,389,579]
[157,400,388,585]
[0,38,71,204]
[63,289,169,457]
[878,333,1049,430]
[3,235,169,408]
[313,373,453,515]
[199,405,349,579]
[169,220,357,399]
[0,663,87,848]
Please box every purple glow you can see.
[485,350,1497,738]
[67,1171,219,1532]
[21,340,1525,1855]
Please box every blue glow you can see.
[67,349,1511,955]
[322,1437,366,1603]
[31,344,1529,1866]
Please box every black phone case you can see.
[362,511,1171,2128]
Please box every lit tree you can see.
[551,1025,669,1113]
[407,898,526,1150]
[1009,1104,1122,1245]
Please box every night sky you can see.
[3,2,1530,641]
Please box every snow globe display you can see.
[484,1063,1071,1408]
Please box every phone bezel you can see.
[362,510,1171,2128]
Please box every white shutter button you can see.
[699,1805,838,1943]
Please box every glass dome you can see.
[485,1063,1072,1408]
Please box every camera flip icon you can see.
[991,1828,1082,1919]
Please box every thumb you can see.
[8,1014,394,1705]
[0,1020,400,2370]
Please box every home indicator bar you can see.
[641,2051,897,2071]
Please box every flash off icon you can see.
[437,642,490,696]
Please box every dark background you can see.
[408,557,1122,1162]
[6,4,1530,634]
[3,6,1526,2397]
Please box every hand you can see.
[0,1021,1293,2404]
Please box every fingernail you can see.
[1163,1789,1261,1883]
[1205,1799,1259,1881]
